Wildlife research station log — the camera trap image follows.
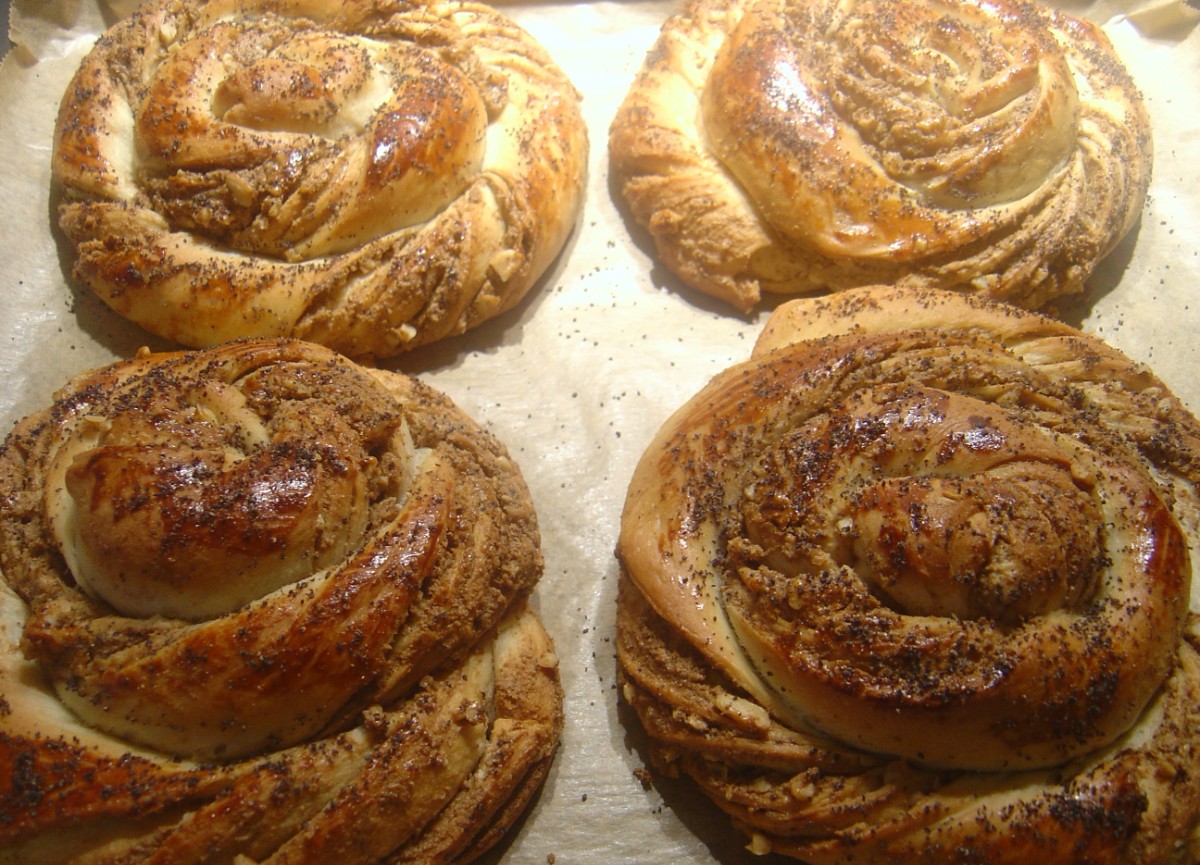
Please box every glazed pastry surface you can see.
[0,338,562,865]
[609,0,1151,312]
[618,285,1200,863]
[53,0,588,357]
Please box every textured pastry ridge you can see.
[617,285,1200,863]
[0,338,562,865]
[53,0,588,357]
[609,0,1152,313]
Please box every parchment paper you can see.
[2,0,1198,861]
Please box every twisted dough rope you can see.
[53,0,587,357]
[609,0,1151,312]
[0,338,561,865]
[618,285,1200,863]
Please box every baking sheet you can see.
[1,0,1198,861]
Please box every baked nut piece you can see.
[53,0,587,357]
[617,285,1200,863]
[0,338,562,865]
[609,0,1151,313]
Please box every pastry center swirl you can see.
[722,381,1189,769]
[742,386,1103,623]
[818,0,1077,206]
[47,356,414,621]
[214,32,375,133]
[701,0,1081,258]
[134,15,489,259]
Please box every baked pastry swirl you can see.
[609,0,1151,313]
[53,0,587,357]
[0,338,561,864]
[617,285,1200,863]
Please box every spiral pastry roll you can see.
[617,285,1200,863]
[609,0,1151,313]
[0,338,561,865]
[52,0,587,357]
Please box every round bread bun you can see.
[0,337,562,865]
[53,0,588,357]
[618,285,1200,863]
[609,0,1151,313]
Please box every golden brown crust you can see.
[608,0,1151,313]
[0,338,562,865]
[617,285,1200,862]
[53,0,588,357]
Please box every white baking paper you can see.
[1,0,1198,862]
